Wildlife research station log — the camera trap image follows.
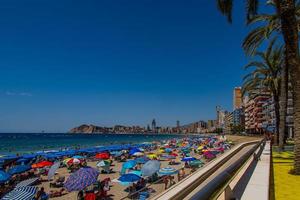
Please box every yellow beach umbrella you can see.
[197,146,204,150]
[147,154,158,159]
[63,158,72,165]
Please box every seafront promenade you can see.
[152,138,268,200]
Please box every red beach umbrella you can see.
[95,152,110,160]
[67,158,82,165]
[31,161,53,169]
[170,153,178,157]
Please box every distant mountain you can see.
[69,124,109,134]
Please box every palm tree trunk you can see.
[274,93,281,146]
[279,60,288,151]
[275,0,300,174]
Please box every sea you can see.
[0,133,187,155]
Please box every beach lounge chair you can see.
[139,191,150,200]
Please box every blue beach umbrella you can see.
[141,160,161,177]
[118,173,141,183]
[129,148,141,156]
[1,186,37,200]
[8,165,31,175]
[64,167,99,192]
[122,160,137,169]
[158,167,178,175]
[72,155,84,159]
[0,170,11,183]
[128,170,142,176]
[165,148,172,153]
[181,157,196,162]
[22,154,36,160]
[135,157,149,164]
[16,158,30,165]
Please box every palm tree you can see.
[242,41,283,140]
[216,0,300,175]
[242,2,300,149]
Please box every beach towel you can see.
[84,192,96,200]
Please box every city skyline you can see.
[0,0,249,132]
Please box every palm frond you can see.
[246,0,259,21]
[217,0,233,23]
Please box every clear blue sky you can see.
[0,0,251,133]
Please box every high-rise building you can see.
[233,87,242,110]
[176,120,180,128]
[216,106,226,129]
[224,112,233,134]
[207,120,216,132]
[244,90,270,134]
[151,119,156,132]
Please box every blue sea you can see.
[0,133,186,155]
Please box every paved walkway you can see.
[241,141,270,200]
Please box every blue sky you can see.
[0,0,251,132]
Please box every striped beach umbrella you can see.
[64,167,99,192]
[15,177,39,188]
[1,186,37,200]
[158,167,178,175]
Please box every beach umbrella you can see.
[95,152,110,160]
[64,167,99,192]
[0,170,11,183]
[72,155,84,159]
[170,153,178,157]
[63,158,72,165]
[96,160,110,168]
[147,154,158,159]
[118,173,141,183]
[158,167,178,176]
[67,158,81,165]
[161,154,176,159]
[165,148,172,153]
[190,160,204,168]
[122,160,137,169]
[16,158,30,165]
[128,170,142,176]
[133,152,144,157]
[1,186,37,200]
[181,157,196,162]
[129,148,141,156]
[47,162,61,180]
[135,157,149,164]
[141,160,161,177]
[15,177,39,188]
[8,165,31,175]
[31,161,53,169]
[110,151,122,157]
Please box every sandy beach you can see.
[34,135,261,200]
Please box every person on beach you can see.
[34,187,48,200]
[169,176,175,186]
[163,176,169,189]
[178,168,185,181]
[77,190,84,200]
